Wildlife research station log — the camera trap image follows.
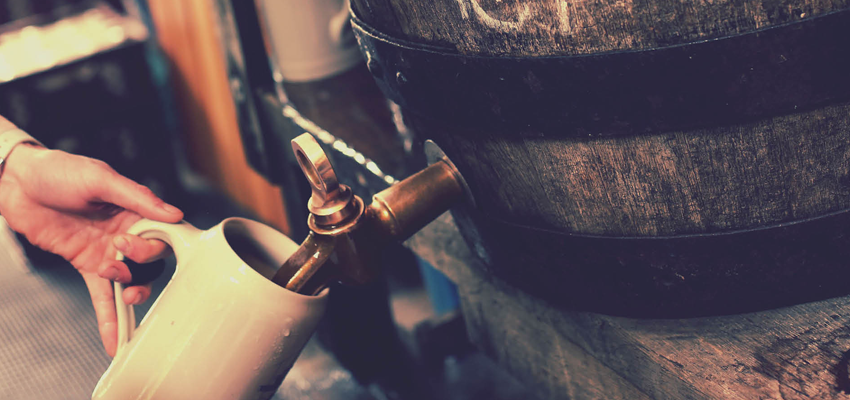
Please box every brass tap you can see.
[271,133,468,294]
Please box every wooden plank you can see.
[422,100,850,236]
[408,213,850,399]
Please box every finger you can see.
[82,273,118,357]
[93,171,183,222]
[113,234,172,263]
[122,284,153,305]
[97,259,132,284]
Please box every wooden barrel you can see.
[350,0,850,317]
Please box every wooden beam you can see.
[147,0,290,234]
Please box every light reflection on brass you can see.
[271,232,336,293]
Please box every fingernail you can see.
[113,236,130,252]
[132,293,143,304]
[160,203,181,214]
[101,266,120,281]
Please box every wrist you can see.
[0,133,47,187]
[6,140,46,161]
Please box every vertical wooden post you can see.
[147,0,290,234]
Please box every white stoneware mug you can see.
[91,218,328,400]
[256,0,361,82]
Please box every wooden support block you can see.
[407,213,850,400]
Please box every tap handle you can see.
[291,133,339,204]
[291,133,361,229]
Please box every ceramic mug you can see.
[92,218,328,400]
[255,0,361,82]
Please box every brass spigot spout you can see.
[271,232,336,293]
[274,133,469,294]
[368,158,465,241]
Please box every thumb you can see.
[94,171,183,222]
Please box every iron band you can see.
[352,9,850,137]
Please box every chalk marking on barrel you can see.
[455,0,531,31]
[455,0,470,19]
[558,1,572,34]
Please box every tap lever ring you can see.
[292,133,339,204]
[292,133,361,228]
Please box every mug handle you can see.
[113,219,202,356]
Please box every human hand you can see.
[0,143,183,356]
